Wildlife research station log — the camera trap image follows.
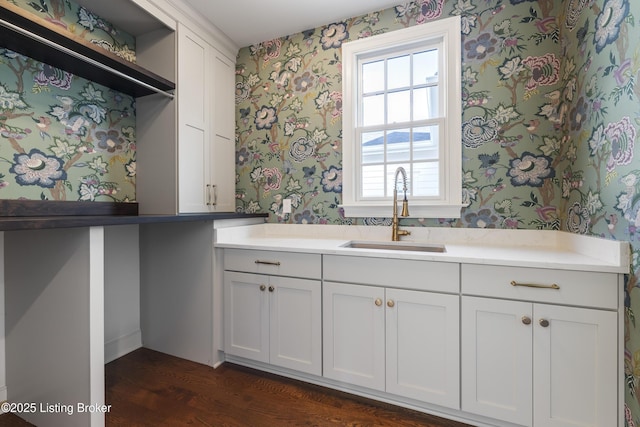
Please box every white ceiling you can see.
[182,0,403,48]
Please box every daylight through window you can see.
[341,16,463,218]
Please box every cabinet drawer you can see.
[224,249,321,279]
[461,264,619,309]
[323,255,459,293]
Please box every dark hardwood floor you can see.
[0,348,473,426]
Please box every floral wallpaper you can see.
[564,1,640,425]
[0,0,137,202]
[235,0,565,228]
[235,0,640,422]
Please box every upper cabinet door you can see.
[177,24,211,213]
[212,52,235,141]
[179,27,208,127]
[210,51,236,212]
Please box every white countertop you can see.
[214,224,630,274]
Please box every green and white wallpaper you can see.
[0,0,136,202]
[3,0,640,421]
[234,0,640,422]
[235,0,570,228]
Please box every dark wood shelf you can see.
[0,199,267,230]
[0,1,175,98]
[0,199,139,217]
[0,212,267,231]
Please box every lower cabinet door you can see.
[533,304,617,427]
[462,297,619,427]
[269,276,322,376]
[461,296,533,426]
[323,281,385,391]
[224,271,269,363]
[386,288,459,409]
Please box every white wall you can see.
[0,224,142,411]
[104,225,142,363]
[140,221,214,365]
[4,227,104,426]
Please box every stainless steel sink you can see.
[342,241,446,253]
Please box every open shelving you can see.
[0,1,175,98]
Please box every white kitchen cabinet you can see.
[385,287,459,408]
[461,296,533,425]
[178,24,209,213]
[534,304,616,427]
[177,24,234,213]
[461,265,619,427]
[223,251,322,376]
[138,16,235,215]
[322,255,460,410]
[212,52,235,141]
[210,52,236,212]
[322,282,385,390]
[224,271,269,363]
[215,225,627,426]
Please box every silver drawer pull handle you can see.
[510,280,560,290]
[255,260,281,266]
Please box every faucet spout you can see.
[392,167,410,241]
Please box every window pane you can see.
[414,126,439,161]
[362,60,384,94]
[413,49,439,86]
[413,162,439,197]
[362,94,385,126]
[343,15,462,214]
[388,90,410,123]
[387,55,410,90]
[413,86,439,120]
[362,164,385,198]
[361,131,384,164]
[387,129,410,163]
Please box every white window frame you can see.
[341,16,463,218]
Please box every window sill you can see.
[340,203,464,219]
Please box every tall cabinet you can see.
[137,1,237,214]
[177,24,235,213]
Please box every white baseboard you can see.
[104,330,142,363]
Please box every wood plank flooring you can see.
[0,348,473,426]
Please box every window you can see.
[341,16,463,218]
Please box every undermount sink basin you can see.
[342,241,446,253]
